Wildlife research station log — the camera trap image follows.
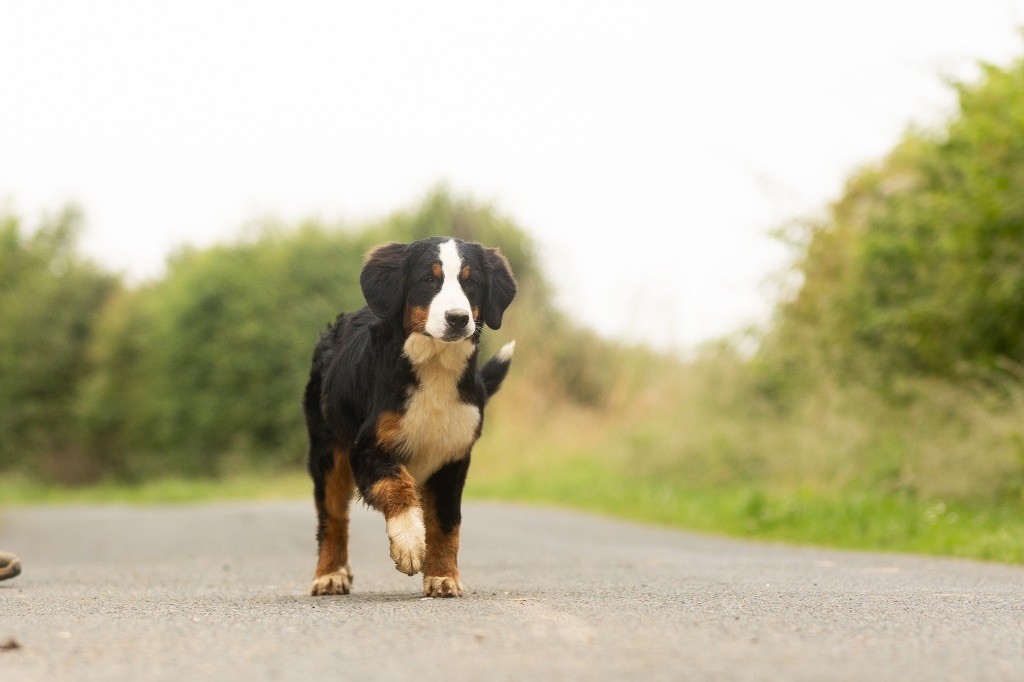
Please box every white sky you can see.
[2,1,1023,349]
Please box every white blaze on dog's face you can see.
[424,240,474,341]
[360,235,517,342]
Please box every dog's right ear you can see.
[360,242,408,319]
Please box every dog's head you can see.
[360,237,517,342]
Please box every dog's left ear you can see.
[360,242,408,320]
[483,247,517,330]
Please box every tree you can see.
[768,58,1024,380]
[77,190,561,478]
[0,207,116,478]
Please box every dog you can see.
[303,236,517,598]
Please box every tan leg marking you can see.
[368,468,420,518]
[421,486,464,598]
[311,447,355,596]
[369,469,425,575]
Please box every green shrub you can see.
[73,190,566,479]
[0,207,116,480]
[769,59,1024,381]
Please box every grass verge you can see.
[0,471,310,505]
[468,459,1024,565]
[4,463,1024,565]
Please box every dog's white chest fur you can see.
[396,335,480,483]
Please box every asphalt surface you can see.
[1,500,1023,681]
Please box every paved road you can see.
[0,501,1022,680]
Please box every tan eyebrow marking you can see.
[432,264,442,278]
[459,266,470,280]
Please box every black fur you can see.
[304,236,516,591]
[358,242,407,322]
[426,457,471,534]
[480,352,513,399]
[482,247,516,329]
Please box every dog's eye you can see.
[423,276,436,285]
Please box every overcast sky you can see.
[2,1,1023,349]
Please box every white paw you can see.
[310,567,353,596]
[423,575,464,598]
[386,507,426,575]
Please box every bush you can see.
[74,190,560,479]
[769,59,1024,381]
[0,207,116,479]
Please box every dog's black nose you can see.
[445,309,471,328]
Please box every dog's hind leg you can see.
[310,446,355,596]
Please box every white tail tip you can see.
[496,340,516,362]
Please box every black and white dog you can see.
[303,237,516,598]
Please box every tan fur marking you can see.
[376,411,404,450]
[471,306,480,322]
[421,486,461,581]
[372,470,426,576]
[459,265,471,280]
[432,263,442,278]
[404,305,429,335]
[368,468,420,519]
[313,447,354,592]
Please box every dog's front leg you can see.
[350,436,425,576]
[421,456,470,597]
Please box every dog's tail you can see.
[481,341,516,402]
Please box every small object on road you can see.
[0,552,21,581]
[0,637,21,651]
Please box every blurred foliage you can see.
[765,58,1024,384]
[5,53,1024,530]
[77,225,371,478]
[1,189,625,482]
[0,207,117,479]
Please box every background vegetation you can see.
[3,56,1024,562]
[0,190,617,482]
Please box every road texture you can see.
[1,500,1023,680]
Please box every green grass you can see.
[5,462,1024,565]
[468,459,1024,565]
[0,471,310,505]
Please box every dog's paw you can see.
[310,567,353,596]
[423,575,464,598]
[386,507,426,576]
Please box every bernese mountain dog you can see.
[303,236,517,598]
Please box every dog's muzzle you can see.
[439,308,474,341]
